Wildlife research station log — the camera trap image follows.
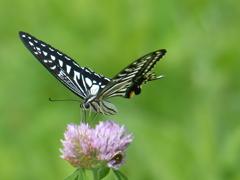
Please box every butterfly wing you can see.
[19,31,110,100]
[97,50,166,100]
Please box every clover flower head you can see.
[60,121,133,170]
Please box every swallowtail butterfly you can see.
[19,31,166,115]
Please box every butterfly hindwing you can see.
[19,31,110,100]
[97,50,166,99]
[123,50,166,98]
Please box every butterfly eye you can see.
[81,103,90,110]
[85,103,90,109]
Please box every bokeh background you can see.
[0,0,239,179]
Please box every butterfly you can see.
[19,31,167,116]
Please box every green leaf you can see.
[64,168,89,180]
[112,170,129,180]
[98,167,110,179]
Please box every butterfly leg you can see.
[91,113,99,122]
[80,108,87,122]
[94,102,110,120]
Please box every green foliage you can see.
[64,168,89,180]
[0,0,239,179]
[113,170,128,180]
[98,167,110,179]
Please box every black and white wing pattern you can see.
[19,31,113,113]
[96,50,166,101]
[19,31,167,115]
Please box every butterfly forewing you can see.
[114,50,166,79]
[19,31,110,100]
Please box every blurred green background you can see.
[0,0,239,179]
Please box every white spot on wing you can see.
[73,62,80,67]
[28,36,32,39]
[66,65,71,74]
[90,85,99,95]
[58,60,63,67]
[65,56,71,60]
[74,71,80,79]
[43,51,48,56]
[94,73,102,78]
[81,74,87,92]
[34,40,38,43]
[36,47,41,52]
[50,65,56,69]
[85,68,92,74]
[22,34,26,38]
[57,51,62,56]
[85,78,92,87]
[28,41,34,46]
[41,43,46,47]
[50,55,56,60]
[49,47,54,51]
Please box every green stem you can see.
[92,169,100,180]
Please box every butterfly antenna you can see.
[49,98,81,103]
